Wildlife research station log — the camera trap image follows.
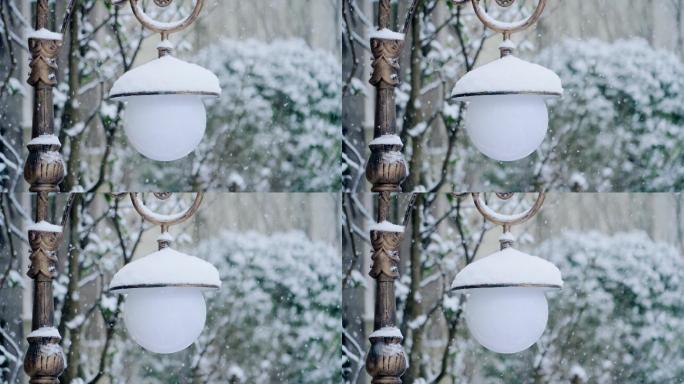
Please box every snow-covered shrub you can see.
[116,230,341,383]
[499,39,684,191]
[478,231,684,383]
[140,39,341,192]
[200,231,341,382]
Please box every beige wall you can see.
[535,0,683,54]
[463,0,684,63]
[124,193,340,261]
[197,0,341,55]
[476,193,684,259]
[133,0,341,64]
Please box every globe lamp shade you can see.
[109,55,221,162]
[109,247,221,354]
[123,286,207,354]
[465,286,548,354]
[450,247,563,354]
[451,55,563,162]
[122,95,206,161]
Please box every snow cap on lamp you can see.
[450,247,563,291]
[109,55,221,99]
[109,247,221,292]
[450,55,563,100]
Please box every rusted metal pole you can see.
[365,1,409,383]
[23,1,67,383]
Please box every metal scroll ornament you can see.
[128,0,204,36]
[496,0,516,7]
[154,0,173,7]
[111,0,205,54]
[453,0,547,40]
[27,230,60,280]
[471,192,545,248]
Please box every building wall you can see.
[134,0,341,64]
[197,0,341,56]
[476,193,684,259]
[534,0,683,55]
[126,193,340,261]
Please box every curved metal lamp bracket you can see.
[128,0,204,37]
[471,192,545,247]
[111,0,204,52]
[452,0,546,41]
[129,192,203,230]
[110,192,203,248]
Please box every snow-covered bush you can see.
[116,230,341,383]
[498,39,684,191]
[197,39,341,191]
[478,231,684,383]
[141,39,342,192]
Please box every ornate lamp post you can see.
[22,1,77,382]
[450,193,563,354]
[364,1,413,383]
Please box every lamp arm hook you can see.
[111,0,204,37]
[471,192,545,230]
[452,0,546,38]
[129,192,203,230]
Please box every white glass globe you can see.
[465,287,548,354]
[123,287,206,354]
[123,95,206,162]
[465,95,548,162]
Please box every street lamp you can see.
[22,1,216,380]
[450,0,563,161]
[359,1,563,381]
[109,193,220,354]
[109,0,221,161]
[450,193,563,354]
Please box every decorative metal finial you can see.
[471,192,545,249]
[495,0,516,7]
[154,0,173,7]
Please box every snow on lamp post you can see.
[363,0,419,383]
[109,0,221,162]
[450,192,563,354]
[450,0,563,162]
[109,193,221,354]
